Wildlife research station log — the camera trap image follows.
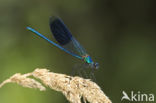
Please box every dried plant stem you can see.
[0,68,112,103]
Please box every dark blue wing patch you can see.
[49,16,72,45]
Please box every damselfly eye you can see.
[94,62,99,69]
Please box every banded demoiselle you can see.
[27,16,99,78]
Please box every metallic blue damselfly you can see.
[27,16,99,79]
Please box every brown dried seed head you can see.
[0,68,112,103]
[32,69,112,103]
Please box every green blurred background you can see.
[0,0,156,103]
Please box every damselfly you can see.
[27,16,99,79]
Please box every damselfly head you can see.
[90,62,99,69]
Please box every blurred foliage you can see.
[0,0,156,103]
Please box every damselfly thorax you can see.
[82,55,99,69]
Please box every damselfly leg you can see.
[71,63,97,81]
